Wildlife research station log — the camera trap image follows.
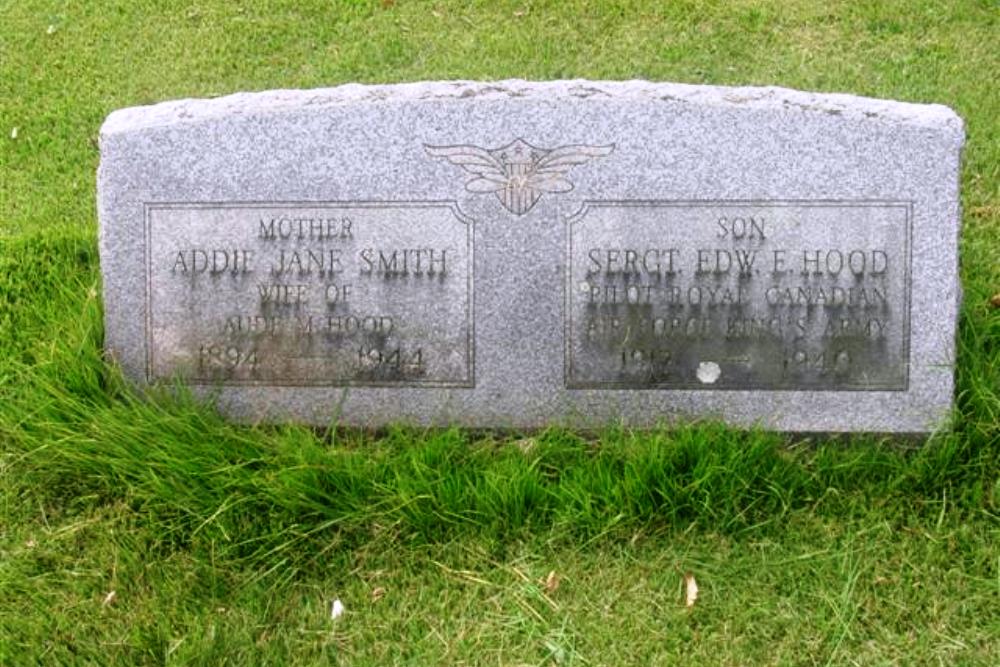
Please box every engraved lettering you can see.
[257,283,308,306]
[586,248,680,275]
[716,216,766,240]
[566,202,909,390]
[171,249,253,275]
[258,216,353,241]
[146,203,472,387]
[772,249,786,274]
[270,249,344,276]
[358,248,448,276]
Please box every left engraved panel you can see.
[145,202,474,387]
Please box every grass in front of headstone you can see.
[1,224,997,663]
[2,0,998,664]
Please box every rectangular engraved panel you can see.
[146,202,473,387]
[566,201,911,390]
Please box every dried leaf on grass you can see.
[683,572,698,608]
[542,570,560,594]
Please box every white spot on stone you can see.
[579,281,590,293]
[696,361,721,384]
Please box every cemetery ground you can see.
[1,1,998,664]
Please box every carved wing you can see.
[424,144,509,192]
[529,144,615,193]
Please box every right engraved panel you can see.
[565,202,911,390]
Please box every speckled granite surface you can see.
[98,80,964,432]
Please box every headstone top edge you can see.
[99,79,964,138]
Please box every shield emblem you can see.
[491,140,544,215]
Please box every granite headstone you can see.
[98,80,964,432]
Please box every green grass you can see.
[1,0,999,664]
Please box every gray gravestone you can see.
[98,80,964,432]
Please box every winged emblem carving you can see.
[425,138,614,215]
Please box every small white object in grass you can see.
[330,598,345,619]
[696,361,721,384]
[513,437,536,454]
[47,24,56,35]
[10,127,17,139]
[102,590,117,606]
[683,572,698,608]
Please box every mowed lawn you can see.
[1,1,998,665]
